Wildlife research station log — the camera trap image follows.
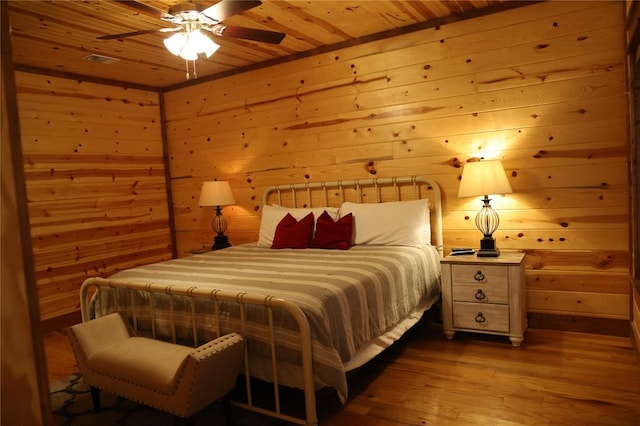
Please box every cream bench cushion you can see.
[90,337,194,393]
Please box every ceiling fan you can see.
[98,0,285,79]
[98,0,286,45]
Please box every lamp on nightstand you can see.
[458,159,513,257]
[198,180,236,250]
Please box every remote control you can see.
[450,249,475,256]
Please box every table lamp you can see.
[198,181,236,250]
[458,159,513,257]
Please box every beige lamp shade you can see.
[458,160,513,198]
[198,181,236,207]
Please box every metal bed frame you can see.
[78,176,443,426]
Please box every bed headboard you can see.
[262,176,443,257]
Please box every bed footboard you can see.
[80,277,318,426]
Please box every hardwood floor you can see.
[44,319,640,425]
[43,329,77,384]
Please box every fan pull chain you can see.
[185,59,198,80]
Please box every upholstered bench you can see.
[68,312,245,422]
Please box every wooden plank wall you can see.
[164,2,630,323]
[16,73,172,320]
[625,0,640,348]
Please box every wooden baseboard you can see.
[527,313,630,337]
[40,310,81,334]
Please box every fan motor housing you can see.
[169,2,206,14]
[166,2,217,25]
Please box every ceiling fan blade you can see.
[112,0,174,20]
[201,0,262,22]
[97,27,179,40]
[216,25,286,44]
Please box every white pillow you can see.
[339,199,431,246]
[257,205,340,247]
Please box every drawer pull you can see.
[475,312,486,324]
[475,289,486,301]
[474,271,485,281]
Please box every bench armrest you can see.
[178,333,246,412]
[68,313,133,360]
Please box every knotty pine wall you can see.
[165,2,631,324]
[12,1,632,329]
[625,0,640,348]
[16,72,173,320]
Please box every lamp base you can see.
[477,237,500,257]
[212,234,231,251]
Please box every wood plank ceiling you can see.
[6,0,518,89]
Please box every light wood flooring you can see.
[44,319,640,425]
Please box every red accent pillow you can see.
[312,211,353,250]
[271,212,314,249]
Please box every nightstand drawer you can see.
[452,302,510,333]
[452,283,508,304]
[451,264,509,286]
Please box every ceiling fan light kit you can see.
[162,2,219,60]
[163,30,220,60]
[98,0,286,80]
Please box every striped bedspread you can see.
[98,244,441,401]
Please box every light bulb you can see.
[179,45,198,60]
[163,32,186,56]
[190,30,220,58]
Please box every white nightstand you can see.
[440,252,526,347]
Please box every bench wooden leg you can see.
[89,386,101,413]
